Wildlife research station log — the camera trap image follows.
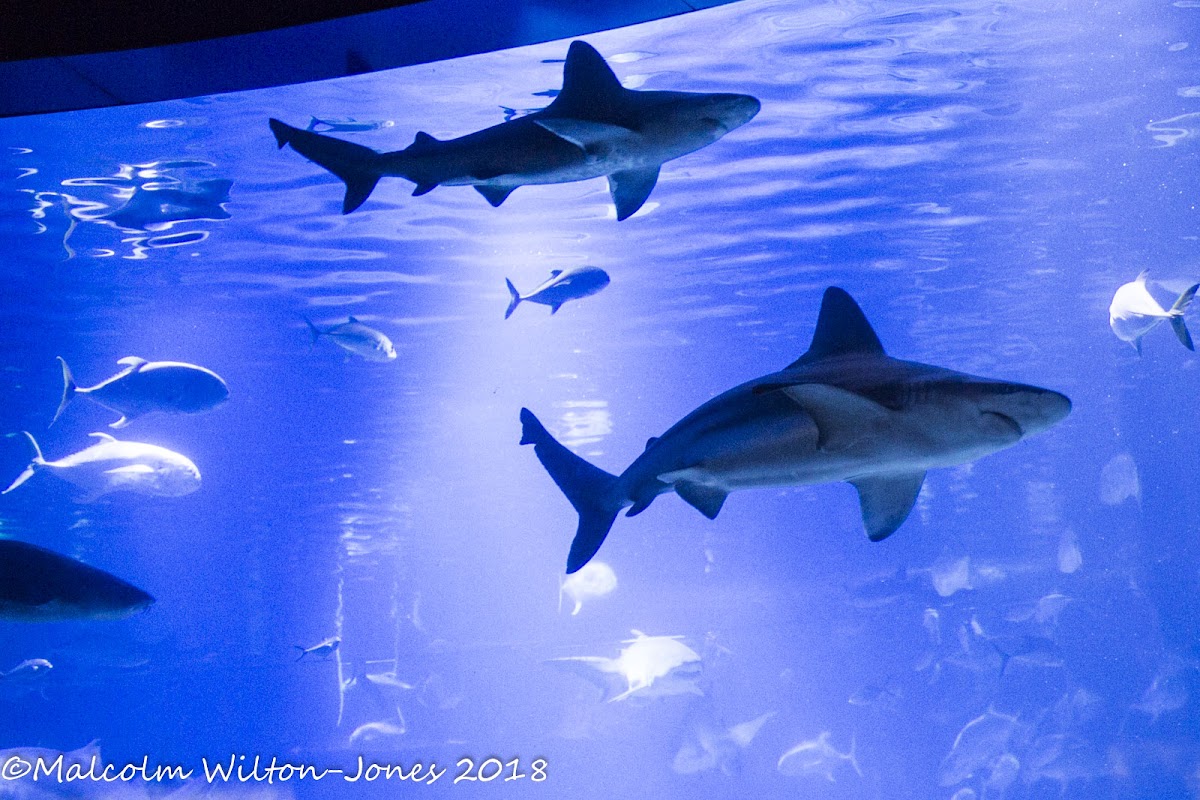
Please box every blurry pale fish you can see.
[2,658,53,679]
[3,431,201,500]
[1099,453,1140,506]
[672,711,776,776]
[1108,270,1198,353]
[295,636,340,661]
[939,707,1020,787]
[305,316,397,362]
[1130,657,1190,724]
[1022,734,1110,793]
[1057,530,1083,574]
[549,630,702,703]
[53,356,229,429]
[558,560,618,615]
[949,789,977,800]
[307,116,395,133]
[349,719,407,746]
[931,555,973,597]
[983,752,1020,797]
[777,731,862,782]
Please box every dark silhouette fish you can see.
[269,40,760,219]
[505,266,610,318]
[53,356,229,429]
[0,540,154,622]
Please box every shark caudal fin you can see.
[519,408,622,573]
[269,118,383,213]
[3,432,46,495]
[1168,283,1199,351]
[51,356,78,427]
[504,279,522,319]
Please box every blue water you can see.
[2,0,1199,797]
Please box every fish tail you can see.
[269,119,383,214]
[51,356,77,427]
[847,733,863,777]
[302,316,322,346]
[504,279,522,319]
[1169,283,1199,350]
[519,408,623,574]
[3,432,45,494]
[294,646,307,662]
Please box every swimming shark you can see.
[1108,270,1199,353]
[268,40,760,219]
[549,630,703,703]
[506,266,610,318]
[53,356,229,429]
[0,540,154,621]
[521,287,1071,573]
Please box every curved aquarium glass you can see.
[2,0,1198,797]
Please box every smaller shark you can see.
[305,316,397,362]
[549,630,702,703]
[0,540,154,621]
[506,267,610,318]
[53,356,229,428]
[521,287,1071,573]
[673,710,776,776]
[1109,271,1199,353]
[295,636,341,661]
[269,40,759,219]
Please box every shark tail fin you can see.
[3,432,46,495]
[268,118,383,214]
[505,279,522,319]
[1169,283,1199,350]
[519,408,622,573]
[51,356,77,427]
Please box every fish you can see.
[520,287,1072,573]
[52,356,229,429]
[939,708,1020,787]
[0,540,154,621]
[306,116,395,133]
[505,266,610,318]
[304,316,397,362]
[269,40,760,219]
[100,179,232,231]
[777,731,862,782]
[548,629,702,703]
[558,560,618,615]
[2,658,53,678]
[1108,270,1199,353]
[672,711,776,776]
[295,636,340,661]
[2,431,201,500]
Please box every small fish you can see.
[673,711,775,776]
[2,658,53,678]
[295,636,340,661]
[304,316,396,362]
[3,431,201,500]
[558,560,617,615]
[939,707,1020,787]
[777,731,862,782]
[549,630,702,703]
[53,356,229,428]
[1109,270,1199,353]
[306,117,395,133]
[505,266,610,318]
[0,540,154,622]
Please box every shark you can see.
[268,40,760,219]
[0,540,154,622]
[520,287,1071,573]
[549,630,703,703]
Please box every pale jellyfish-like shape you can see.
[558,561,618,615]
[1058,530,1083,574]
[1099,453,1140,506]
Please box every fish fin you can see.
[109,416,130,429]
[303,316,322,346]
[779,384,886,452]
[504,279,521,319]
[1135,269,1150,283]
[849,472,926,542]
[348,316,360,323]
[787,288,885,369]
[408,131,440,153]
[267,119,382,214]
[116,356,148,370]
[550,302,563,315]
[546,40,627,120]
[51,356,77,427]
[3,432,44,494]
[674,481,728,520]
[608,167,659,221]
[534,117,635,153]
[474,185,516,207]
[412,182,438,197]
[2,466,36,495]
[520,408,622,573]
[1171,283,1199,313]
[1136,337,1143,356]
[1170,283,1198,350]
[644,436,658,450]
[1171,317,1195,350]
[550,269,563,277]
[105,465,155,475]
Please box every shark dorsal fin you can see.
[550,269,563,277]
[409,131,440,152]
[348,316,360,324]
[548,41,625,119]
[788,287,884,368]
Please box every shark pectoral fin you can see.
[609,167,660,221]
[674,482,728,520]
[850,472,926,542]
[474,185,516,207]
[412,183,438,197]
[780,384,889,452]
[533,118,635,154]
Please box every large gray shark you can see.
[521,287,1071,573]
[268,41,760,219]
[0,540,154,621]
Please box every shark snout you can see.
[983,385,1072,438]
[710,93,762,131]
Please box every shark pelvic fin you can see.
[788,288,885,368]
[548,41,626,120]
[675,481,728,520]
[850,472,926,542]
[474,185,516,207]
[609,167,660,221]
[520,408,622,573]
